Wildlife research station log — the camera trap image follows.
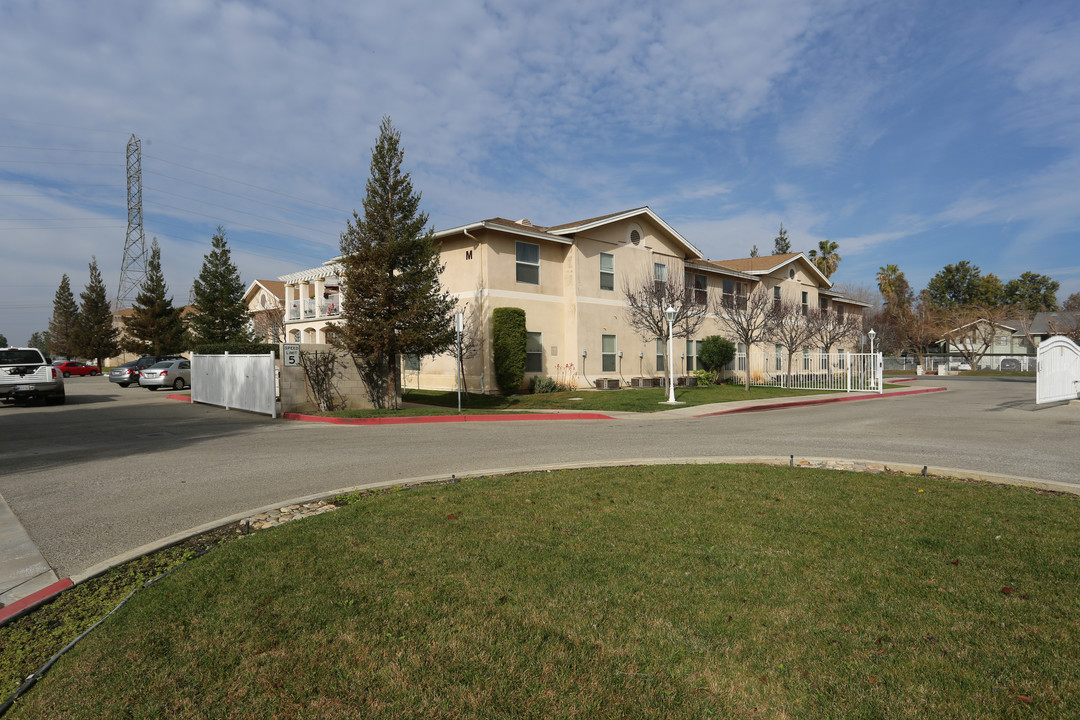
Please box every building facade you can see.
[277,207,868,393]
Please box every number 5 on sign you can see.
[283,344,300,367]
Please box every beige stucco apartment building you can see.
[271,207,868,393]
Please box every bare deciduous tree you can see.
[622,271,708,344]
[251,294,286,343]
[716,285,780,391]
[889,292,944,367]
[941,305,1012,369]
[771,299,818,387]
[299,348,346,411]
[807,306,862,353]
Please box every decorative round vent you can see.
[629,229,641,245]
[789,269,796,279]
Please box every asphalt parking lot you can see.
[1,374,1078,581]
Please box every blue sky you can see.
[2,0,1079,346]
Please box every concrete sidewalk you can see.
[0,492,60,613]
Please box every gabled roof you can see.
[1030,311,1080,335]
[704,252,832,288]
[244,279,286,303]
[546,207,702,259]
[432,218,573,245]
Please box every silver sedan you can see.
[138,359,191,391]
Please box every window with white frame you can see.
[685,272,707,305]
[803,346,811,371]
[801,291,809,316]
[820,346,828,370]
[737,342,746,371]
[526,331,543,372]
[773,285,782,309]
[837,348,846,369]
[602,334,617,373]
[656,338,666,372]
[654,263,668,292]
[686,339,702,371]
[775,344,783,371]
[516,241,540,285]
[600,252,614,291]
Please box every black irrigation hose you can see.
[0,545,217,718]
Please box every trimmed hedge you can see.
[492,307,526,394]
[192,342,279,358]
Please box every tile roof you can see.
[704,253,803,274]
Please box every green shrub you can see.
[693,369,718,386]
[699,336,736,382]
[192,342,279,357]
[492,307,526,394]
[530,375,558,393]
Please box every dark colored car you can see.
[54,361,100,377]
[109,355,185,387]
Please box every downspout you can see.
[463,227,483,395]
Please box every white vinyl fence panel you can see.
[1037,336,1080,404]
[191,352,277,417]
[730,351,882,393]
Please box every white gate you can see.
[191,352,277,417]
[1037,336,1080,404]
[731,351,882,393]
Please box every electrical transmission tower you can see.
[115,133,147,310]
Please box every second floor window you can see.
[722,279,748,308]
[686,272,707,305]
[654,263,668,293]
[773,286,782,309]
[801,291,809,316]
[600,252,614,291]
[516,242,540,285]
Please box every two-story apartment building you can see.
[275,207,868,392]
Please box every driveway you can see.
[1,375,1077,582]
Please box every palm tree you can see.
[876,264,911,310]
[807,240,841,278]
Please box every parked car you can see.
[999,358,1022,372]
[109,355,185,387]
[949,361,972,371]
[138,359,191,391]
[53,361,100,377]
[1,347,65,404]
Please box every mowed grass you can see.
[402,384,842,413]
[9,465,1079,719]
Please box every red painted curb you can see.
[167,394,191,402]
[695,386,947,417]
[0,577,73,626]
[283,412,613,425]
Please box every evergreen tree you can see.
[772,222,790,254]
[1003,272,1059,313]
[335,116,456,409]
[28,331,50,355]
[123,240,188,355]
[189,227,250,344]
[749,245,759,258]
[77,258,120,369]
[48,274,82,359]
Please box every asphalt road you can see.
[1,374,1077,579]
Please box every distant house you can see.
[243,279,287,343]
[274,206,868,393]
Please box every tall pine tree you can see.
[48,274,81,359]
[189,227,250,345]
[77,258,120,369]
[772,222,790,254]
[335,116,456,409]
[123,240,187,355]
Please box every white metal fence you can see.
[919,354,1035,373]
[190,352,277,417]
[729,351,882,393]
[1036,336,1080,404]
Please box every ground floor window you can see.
[685,339,702,371]
[820,346,828,370]
[656,338,666,373]
[775,344,783,371]
[803,346,811,371]
[737,342,746,371]
[602,334,617,373]
[526,332,543,373]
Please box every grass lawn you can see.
[4,465,1078,719]
[401,385,844,414]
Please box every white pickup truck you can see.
[0,347,66,405]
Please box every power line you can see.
[145,199,337,247]
[0,224,124,230]
[0,160,124,167]
[143,169,344,224]
[144,154,350,214]
[144,223,325,267]
[143,184,337,236]
[0,144,119,154]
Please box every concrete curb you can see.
[695,386,946,416]
[282,411,614,425]
[6,454,1073,626]
[0,578,72,627]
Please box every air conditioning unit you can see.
[594,378,621,390]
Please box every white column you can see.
[299,281,310,319]
[314,277,325,317]
[284,284,295,321]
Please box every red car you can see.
[53,361,100,377]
